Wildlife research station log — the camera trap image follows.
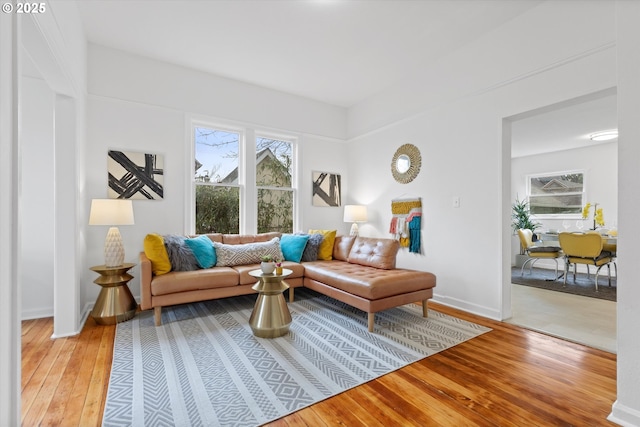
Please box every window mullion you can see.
[244,129,257,234]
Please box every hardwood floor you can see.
[22,302,617,426]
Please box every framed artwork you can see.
[108,150,164,200]
[312,171,341,207]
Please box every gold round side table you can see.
[90,263,138,325]
[248,268,293,338]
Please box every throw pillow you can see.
[300,233,323,262]
[308,229,337,260]
[184,235,216,268]
[280,234,310,263]
[163,234,200,271]
[143,233,171,275]
[213,237,283,267]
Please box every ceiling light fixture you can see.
[589,130,618,141]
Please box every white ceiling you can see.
[77,0,542,108]
[510,90,617,158]
[76,0,617,154]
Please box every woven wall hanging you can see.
[389,197,422,254]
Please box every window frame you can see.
[255,133,297,234]
[188,118,298,235]
[525,169,587,218]
[191,123,244,234]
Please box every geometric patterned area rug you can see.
[103,288,490,427]
[511,266,616,302]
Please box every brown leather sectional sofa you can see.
[140,233,436,332]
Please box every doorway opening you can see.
[504,87,617,353]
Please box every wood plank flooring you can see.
[22,302,617,426]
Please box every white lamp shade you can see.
[89,199,135,225]
[343,205,368,223]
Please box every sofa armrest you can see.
[139,251,153,310]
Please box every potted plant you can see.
[260,255,276,274]
[512,196,541,267]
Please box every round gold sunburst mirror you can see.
[391,143,421,184]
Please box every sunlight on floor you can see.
[506,283,616,353]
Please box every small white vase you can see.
[261,262,275,274]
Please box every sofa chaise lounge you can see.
[140,232,436,332]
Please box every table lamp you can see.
[89,199,135,267]
[343,205,368,236]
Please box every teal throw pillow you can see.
[280,234,310,263]
[184,235,216,268]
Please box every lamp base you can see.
[104,226,125,267]
[349,223,359,236]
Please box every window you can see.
[256,137,294,233]
[192,123,296,234]
[193,127,241,234]
[527,171,585,216]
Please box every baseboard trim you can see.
[608,400,640,427]
[432,294,500,321]
[21,307,54,321]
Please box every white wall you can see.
[1,10,21,425]
[19,8,88,337]
[20,77,55,319]
[346,2,617,321]
[85,46,349,304]
[610,1,640,425]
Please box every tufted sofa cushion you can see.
[332,235,356,261]
[303,260,435,300]
[347,237,399,270]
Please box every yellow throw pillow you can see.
[143,233,171,275]
[308,229,337,260]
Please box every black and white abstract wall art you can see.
[312,171,341,207]
[108,150,164,200]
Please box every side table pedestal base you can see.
[90,263,138,325]
[91,285,137,325]
[249,293,292,338]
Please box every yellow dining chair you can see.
[517,229,563,279]
[558,231,614,291]
[603,240,617,278]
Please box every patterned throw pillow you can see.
[300,233,323,262]
[213,237,283,267]
[184,235,216,268]
[163,234,200,271]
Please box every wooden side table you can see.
[90,263,138,325]
[248,269,293,338]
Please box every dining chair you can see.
[603,240,617,278]
[517,229,563,280]
[558,231,614,291]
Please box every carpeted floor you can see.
[511,266,616,301]
[102,289,490,427]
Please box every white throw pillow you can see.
[213,237,283,267]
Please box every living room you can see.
[3,1,640,426]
